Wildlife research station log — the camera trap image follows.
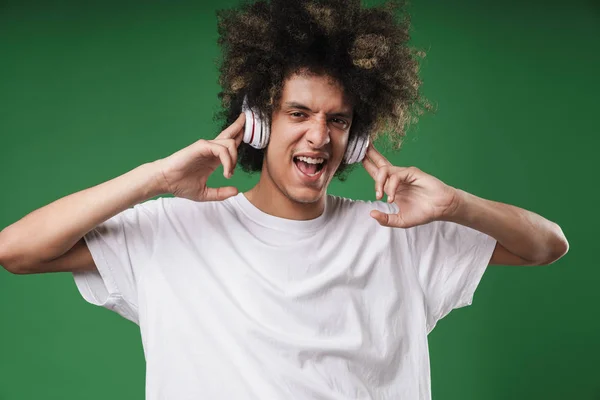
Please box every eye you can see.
[330,118,349,129]
[290,111,307,118]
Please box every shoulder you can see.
[325,195,400,233]
[326,194,398,217]
[132,196,237,226]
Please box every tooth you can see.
[296,156,324,164]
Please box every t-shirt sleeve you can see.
[72,197,166,325]
[404,220,497,333]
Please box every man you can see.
[0,0,568,399]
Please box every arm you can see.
[444,189,569,266]
[361,144,569,267]
[0,163,163,274]
[0,113,246,275]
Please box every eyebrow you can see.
[284,101,353,120]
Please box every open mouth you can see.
[293,155,327,177]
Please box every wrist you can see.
[443,188,474,224]
[138,162,169,199]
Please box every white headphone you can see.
[241,98,369,164]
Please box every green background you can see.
[0,0,598,399]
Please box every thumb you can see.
[203,186,239,201]
[370,210,391,226]
[370,210,411,228]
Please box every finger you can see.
[214,138,239,177]
[366,142,392,168]
[209,143,235,179]
[370,210,407,228]
[203,186,239,201]
[375,166,390,200]
[216,113,246,141]
[370,210,389,226]
[223,139,239,175]
[383,173,401,203]
[361,156,379,181]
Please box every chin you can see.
[264,156,334,206]
[286,165,333,204]
[284,187,325,204]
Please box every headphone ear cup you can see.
[356,136,369,163]
[260,116,270,148]
[254,113,263,149]
[344,134,369,164]
[241,96,269,149]
[343,134,358,164]
[243,109,256,146]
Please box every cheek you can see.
[268,125,304,156]
[332,135,349,162]
[264,135,293,174]
[266,138,291,165]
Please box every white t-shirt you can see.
[73,193,496,400]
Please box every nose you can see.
[305,117,331,148]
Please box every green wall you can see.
[1,0,598,399]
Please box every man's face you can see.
[261,73,353,204]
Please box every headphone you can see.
[241,98,369,164]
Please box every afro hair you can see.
[216,0,431,177]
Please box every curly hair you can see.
[216,0,431,177]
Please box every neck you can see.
[244,176,326,221]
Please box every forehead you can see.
[280,73,352,112]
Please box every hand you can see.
[362,143,460,228]
[154,113,246,202]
